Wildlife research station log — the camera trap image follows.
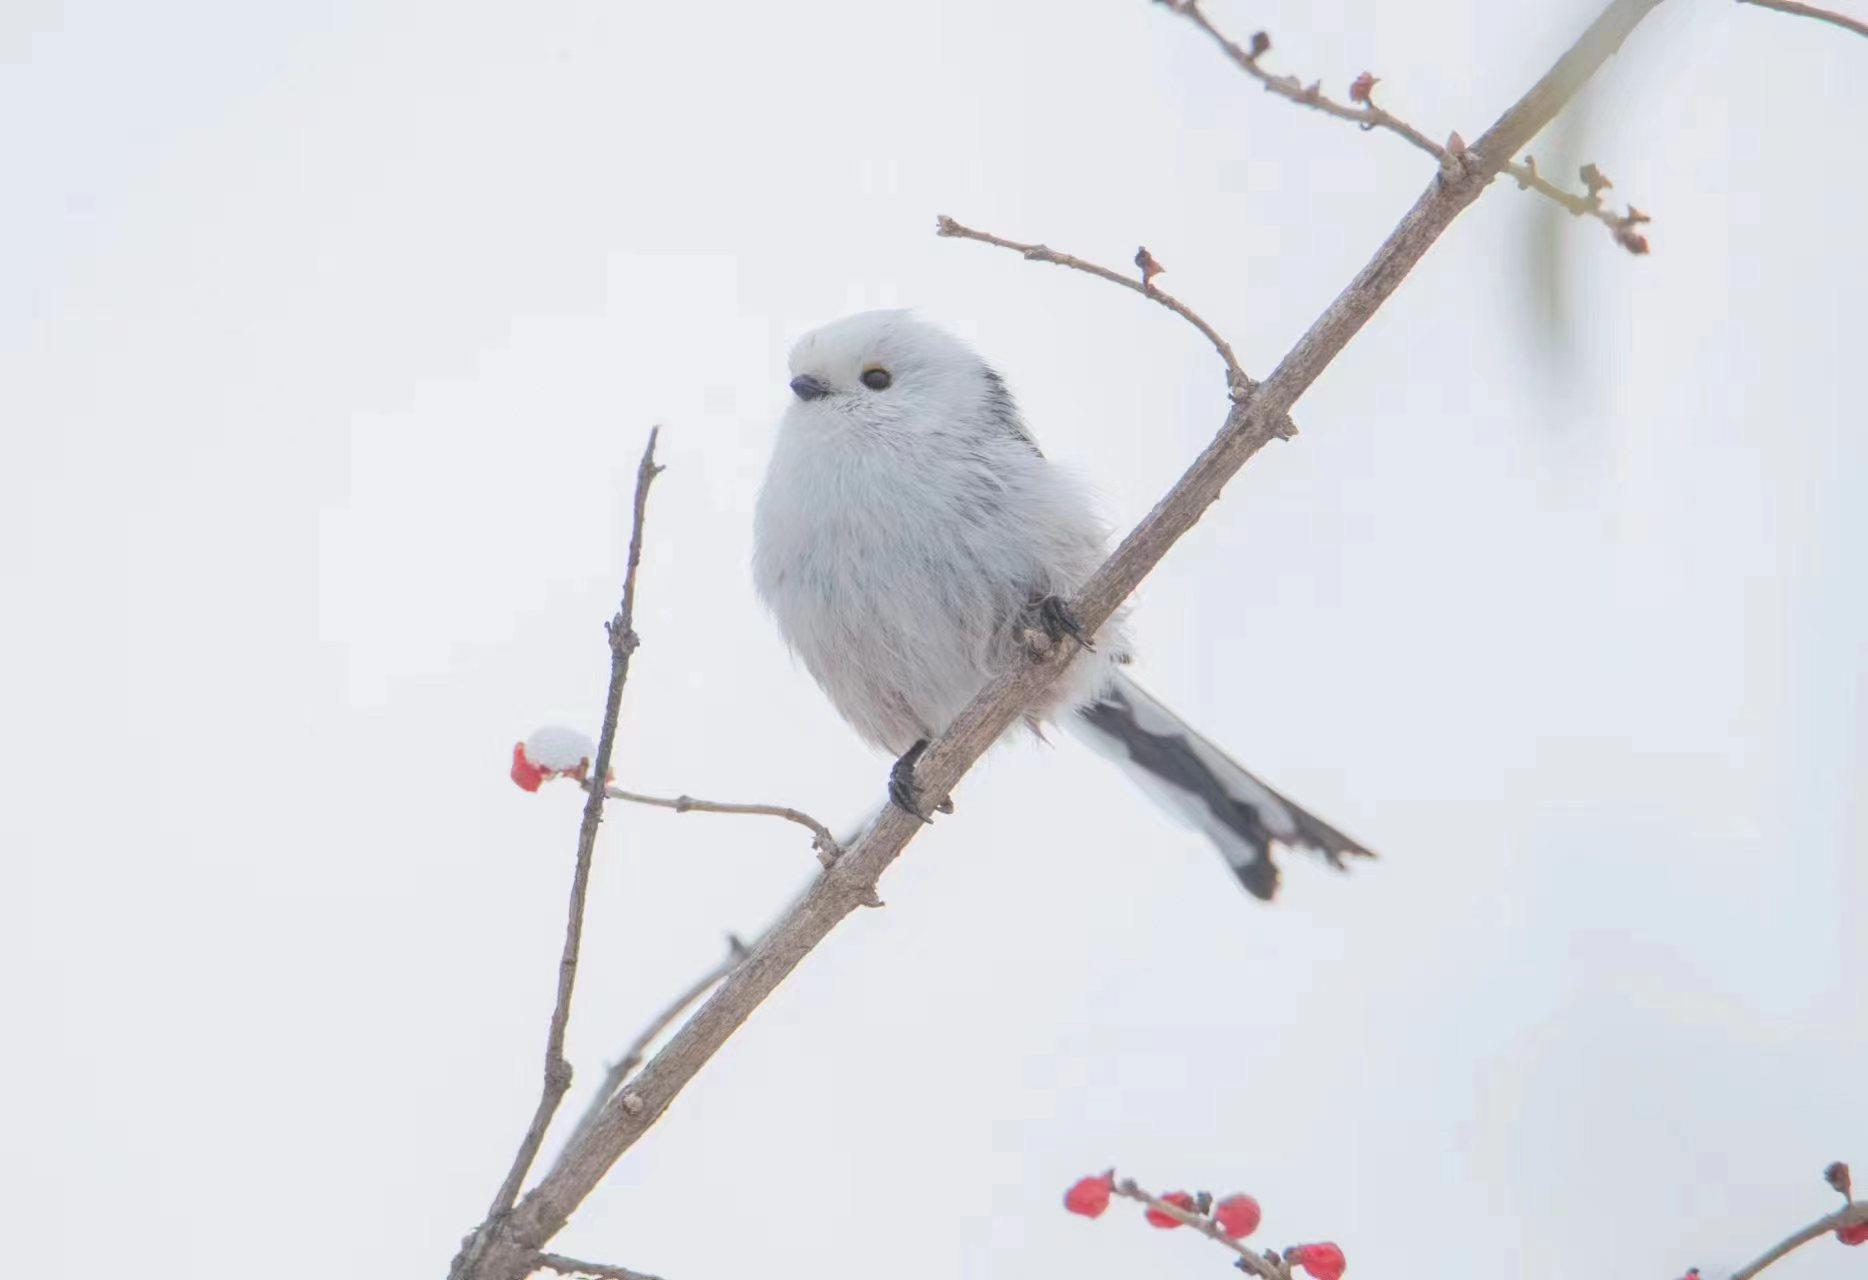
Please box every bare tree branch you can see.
[532,1252,666,1280]
[452,4,1667,1275]
[598,783,842,865]
[449,429,664,1280]
[935,216,1255,399]
[1162,0,1656,254]
[1737,0,1868,37]
[553,933,750,1164]
[1729,1200,1867,1280]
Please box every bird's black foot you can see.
[1037,594,1093,652]
[888,739,952,821]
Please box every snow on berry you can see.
[525,726,596,773]
[1063,1173,1114,1219]
[1289,1242,1347,1280]
[1144,1191,1196,1229]
[511,726,598,791]
[1213,1193,1262,1239]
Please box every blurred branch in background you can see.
[448,1,1674,1276]
[1737,0,1868,38]
[1159,0,1655,254]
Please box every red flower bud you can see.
[1289,1241,1347,1280]
[1213,1194,1262,1239]
[1063,1174,1114,1219]
[1838,1219,1868,1247]
[1348,72,1378,105]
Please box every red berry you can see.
[1063,1174,1114,1219]
[1145,1191,1196,1229]
[510,742,545,792]
[1290,1242,1347,1280]
[1213,1194,1262,1239]
[1838,1219,1868,1247]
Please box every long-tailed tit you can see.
[753,310,1369,899]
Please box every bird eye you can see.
[860,367,892,391]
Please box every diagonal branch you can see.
[553,933,750,1164]
[1736,0,1868,37]
[1162,0,1655,253]
[448,429,664,1280]
[453,4,1668,1275]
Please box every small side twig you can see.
[449,429,665,1280]
[553,933,751,1163]
[1161,0,1655,253]
[1112,1179,1287,1280]
[1736,0,1868,37]
[533,1252,667,1280]
[599,783,842,865]
[935,215,1259,404]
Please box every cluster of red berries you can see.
[1064,1172,1345,1280]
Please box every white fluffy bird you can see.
[753,310,1370,899]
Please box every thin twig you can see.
[449,429,664,1280]
[533,1252,667,1280]
[1737,0,1868,36]
[1112,1179,1288,1280]
[454,5,1666,1276]
[1729,1201,1868,1280]
[1164,0,1655,253]
[600,783,842,865]
[554,933,750,1164]
[936,216,1254,400]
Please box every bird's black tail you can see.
[1066,673,1373,900]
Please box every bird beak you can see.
[789,374,831,402]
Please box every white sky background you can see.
[4,0,1864,1276]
